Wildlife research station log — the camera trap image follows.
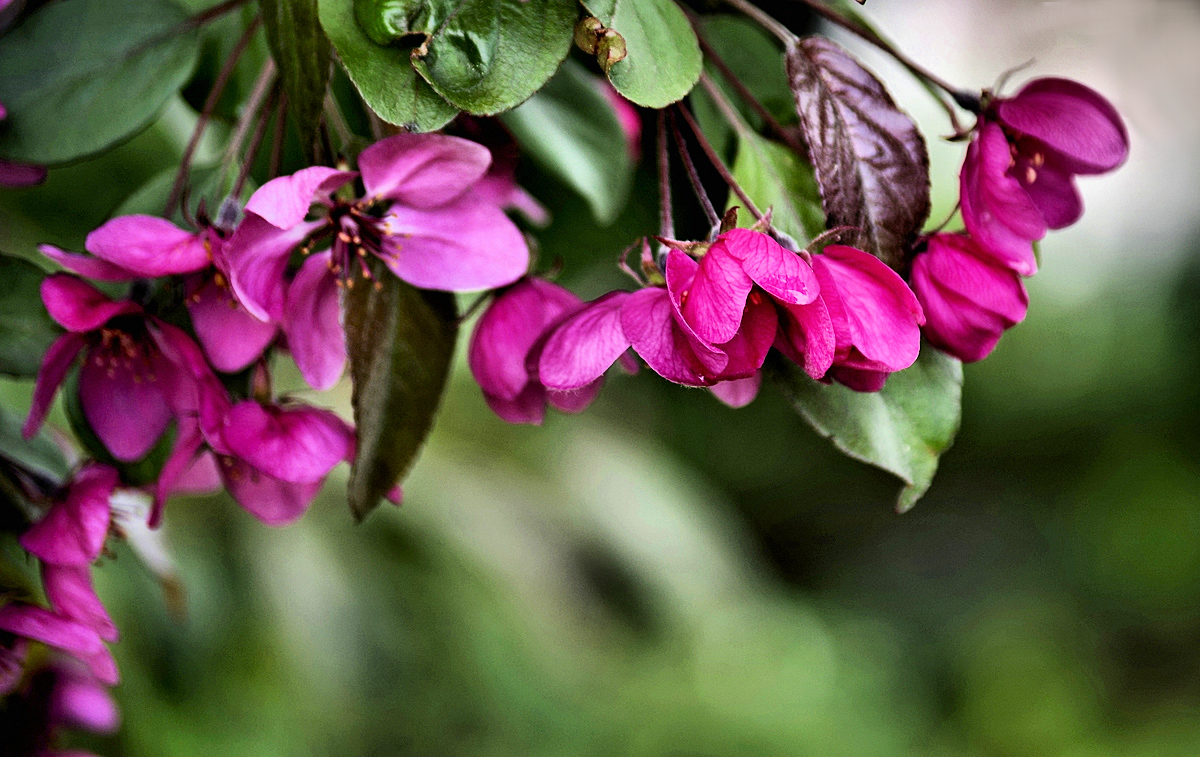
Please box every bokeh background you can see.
[4,0,1200,754]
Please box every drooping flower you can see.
[19,462,116,568]
[809,245,925,392]
[226,133,530,390]
[22,275,206,462]
[537,249,776,393]
[910,233,1028,362]
[0,656,119,757]
[0,604,118,686]
[961,77,1129,275]
[468,277,600,424]
[40,213,279,374]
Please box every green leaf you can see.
[409,0,576,115]
[115,162,253,223]
[318,0,459,131]
[499,59,632,225]
[729,131,825,245]
[260,0,333,158]
[0,406,69,486]
[345,259,457,521]
[0,0,201,164]
[0,254,59,379]
[768,346,963,512]
[581,0,701,108]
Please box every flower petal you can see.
[681,243,753,344]
[996,78,1128,173]
[538,291,632,391]
[483,385,548,425]
[776,297,836,380]
[226,213,323,322]
[39,244,137,281]
[221,401,354,483]
[379,196,529,292]
[283,252,345,390]
[23,332,87,441]
[41,274,139,332]
[721,228,819,305]
[79,354,172,462]
[20,462,116,566]
[187,275,278,373]
[85,216,210,276]
[0,604,117,685]
[358,133,491,208]
[960,124,1045,275]
[219,456,323,526]
[709,373,761,408]
[622,286,723,386]
[0,159,46,187]
[41,564,118,642]
[1013,151,1083,230]
[245,166,356,229]
[714,293,776,379]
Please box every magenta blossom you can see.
[809,245,924,392]
[40,214,279,374]
[20,463,116,568]
[0,657,119,757]
[468,277,601,424]
[227,133,530,390]
[0,605,118,686]
[22,275,206,462]
[684,228,835,383]
[910,233,1028,363]
[961,78,1128,275]
[538,249,776,393]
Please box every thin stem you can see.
[268,93,287,181]
[219,59,277,193]
[674,99,761,221]
[656,110,674,241]
[165,15,260,217]
[324,92,354,151]
[232,84,277,200]
[132,0,253,58]
[694,30,806,158]
[729,0,977,128]
[667,109,719,228]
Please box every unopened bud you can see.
[596,29,627,74]
[573,16,603,55]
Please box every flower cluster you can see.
[910,78,1129,362]
[470,227,926,421]
[7,132,532,715]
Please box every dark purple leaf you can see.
[786,37,930,270]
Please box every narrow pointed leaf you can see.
[318,0,459,132]
[0,254,60,379]
[581,0,701,108]
[345,258,457,521]
[786,36,929,270]
[0,0,201,164]
[499,59,633,225]
[768,346,962,512]
[260,0,332,158]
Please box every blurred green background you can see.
[4,0,1200,754]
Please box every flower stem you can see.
[685,75,763,220]
[164,15,261,217]
[219,58,277,198]
[656,110,675,241]
[667,109,719,229]
[232,84,279,200]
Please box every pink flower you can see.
[0,605,118,685]
[910,233,1028,363]
[22,275,206,462]
[685,228,834,382]
[0,657,119,757]
[468,277,600,424]
[809,245,924,392]
[20,463,116,567]
[961,78,1128,275]
[40,215,278,374]
[537,249,776,392]
[227,133,531,390]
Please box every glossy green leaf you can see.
[0,0,201,164]
[768,346,963,512]
[260,0,333,157]
[0,254,59,379]
[409,0,576,115]
[0,406,69,486]
[499,59,632,225]
[581,0,701,108]
[730,132,825,245]
[318,0,459,131]
[345,259,458,521]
